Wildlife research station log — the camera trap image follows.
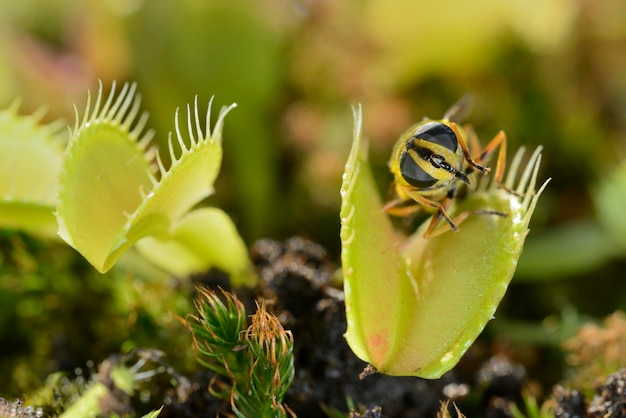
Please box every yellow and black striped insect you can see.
[383,98,508,238]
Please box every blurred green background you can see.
[2,0,626,402]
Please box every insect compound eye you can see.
[413,121,458,153]
[397,121,460,189]
[399,148,438,188]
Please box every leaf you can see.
[141,407,163,418]
[0,103,66,237]
[340,105,549,377]
[594,160,626,251]
[135,207,256,286]
[517,160,626,282]
[514,220,615,282]
[56,81,236,273]
[340,104,415,369]
[58,381,109,418]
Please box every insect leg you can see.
[382,198,422,217]
[476,130,506,181]
[461,124,482,161]
[424,207,508,239]
[449,122,490,175]
[478,130,524,196]
[450,208,507,227]
[401,190,459,236]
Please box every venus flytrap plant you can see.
[0,102,66,237]
[54,81,255,285]
[56,81,156,272]
[340,105,549,378]
[134,207,254,281]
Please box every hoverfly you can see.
[383,98,509,238]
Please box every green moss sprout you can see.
[183,287,295,417]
